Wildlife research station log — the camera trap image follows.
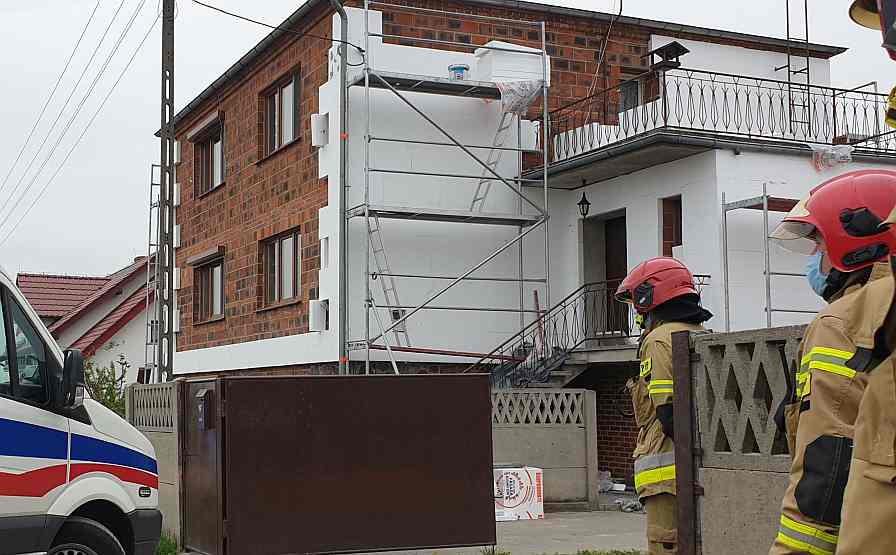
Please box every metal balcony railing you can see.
[467,280,637,388]
[544,68,896,164]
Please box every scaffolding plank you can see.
[724,195,798,213]
[348,204,540,227]
[350,71,502,99]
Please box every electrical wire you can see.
[0,0,129,216]
[0,0,149,229]
[0,0,102,200]
[191,0,365,54]
[587,0,624,98]
[0,16,161,248]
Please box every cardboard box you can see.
[493,466,544,521]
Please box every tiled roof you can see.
[16,274,110,318]
[70,285,153,357]
[49,257,148,337]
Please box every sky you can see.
[0,0,889,278]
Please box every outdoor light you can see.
[578,191,591,218]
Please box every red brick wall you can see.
[595,364,640,485]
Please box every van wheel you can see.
[49,516,126,555]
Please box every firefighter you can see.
[767,169,896,555]
[614,257,712,555]
[836,204,896,555]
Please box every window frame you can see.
[194,123,225,197]
[0,287,51,408]
[262,68,301,158]
[618,78,642,113]
[263,229,302,307]
[195,258,225,323]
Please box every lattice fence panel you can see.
[692,326,805,472]
[131,382,176,432]
[492,389,585,425]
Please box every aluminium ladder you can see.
[470,112,515,212]
[775,0,812,137]
[367,213,411,347]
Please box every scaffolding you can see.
[775,0,812,135]
[721,183,816,331]
[349,1,551,373]
[143,164,162,382]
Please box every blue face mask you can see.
[806,251,830,298]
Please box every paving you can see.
[366,511,647,555]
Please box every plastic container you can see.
[448,64,470,80]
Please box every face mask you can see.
[806,251,830,298]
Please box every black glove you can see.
[656,403,674,439]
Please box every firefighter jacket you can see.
[835,264,896,555]
[771,262,889,555]
[629,320,705,500]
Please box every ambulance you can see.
[0,267,161,555]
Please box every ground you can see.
[363,511,647,555]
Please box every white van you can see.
[0,267,161,555]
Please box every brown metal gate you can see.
[181,374,495,555]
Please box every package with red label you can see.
[493,466,544,521]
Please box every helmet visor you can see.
[770,220,819,255]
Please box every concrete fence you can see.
[126,381,181,541]
[492,388,599,508]
[673,326,805,555]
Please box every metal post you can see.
[369,300,400,375]
[157,0,175,382]
[541,21,551,307]
[363,0,372,375]
[517,115,524,331]
[721,192,731,332]
[762,182,772,328]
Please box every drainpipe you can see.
[330,0,350,375]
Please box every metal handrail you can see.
[541,67,895,164]
[466,280,637,387]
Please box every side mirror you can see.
[60,349,85,409]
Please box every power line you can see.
[0,0,149,229]
[0,0,129,218]
[587,0,624,98]
[0,16,161,248]
[0,0,102,200]
[191,0,365,54]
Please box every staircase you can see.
[469,281,637,388]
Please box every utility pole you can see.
[156,0,175,381]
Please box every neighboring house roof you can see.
[70,285,154,357]
[170,0,847,131]
[48,257,148,337]
[16,274,110,318]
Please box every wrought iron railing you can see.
[546,68,896,164]
[467,280,636,388]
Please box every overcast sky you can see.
[0,0,888,278]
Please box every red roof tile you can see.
[49,258,148,337]
[16,274,110,318]
[70,285,153,357]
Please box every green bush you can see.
[83,354,129,416]
[156,532,177,555]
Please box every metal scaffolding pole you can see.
[363,0,372,375]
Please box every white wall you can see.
[649,35,832,86]
[87,302,152,384]
[56,274,144,351]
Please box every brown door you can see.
[182,379,221,555]
[605,215,628,333]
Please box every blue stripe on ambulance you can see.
[71,433,157,474]
[0,417,67,459]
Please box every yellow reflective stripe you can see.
[648,380,673,397]
[634,464,676,490]
[808,360,857,379]
[807,346,853,361]
[775,532,833,555]
[640,358,652,377]
[777,515,838,555]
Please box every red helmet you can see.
[770,170,896,273]
[614,257,699,314]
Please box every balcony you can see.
[537,68,896,188]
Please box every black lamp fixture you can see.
[577,191,591,218]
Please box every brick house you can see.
[169,0,896,482]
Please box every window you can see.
[662,196,683,257]
[197,259,224,322]
[264,71,300,156]
[619,79,641,113]
[195,124,224,196]
[4,298,47,405]
[264,230,302,305]
[0,299,8,397]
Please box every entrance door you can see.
[604,215,629,334]
[182,379,221,555]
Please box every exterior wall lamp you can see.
[577,191,591,218]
